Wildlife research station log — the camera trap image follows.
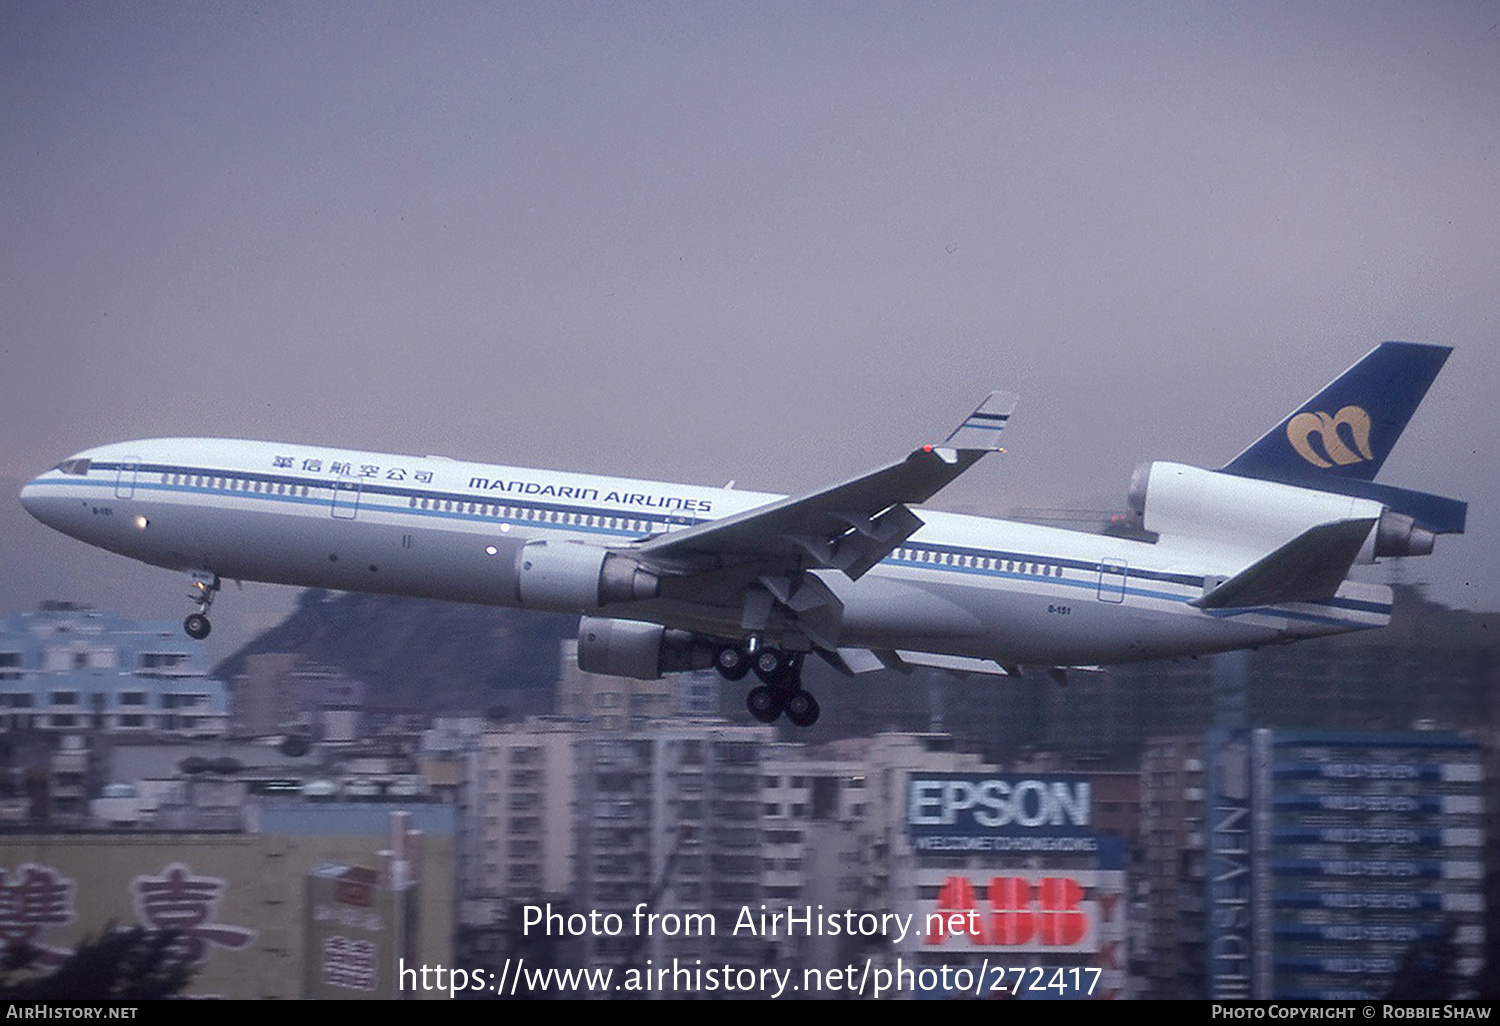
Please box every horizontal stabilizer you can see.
[1192,517,1376,609]
[1289,477,1466,535]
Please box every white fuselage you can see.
[19,437,1392,668]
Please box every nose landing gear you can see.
[183,571,219,640]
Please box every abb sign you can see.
[909,869,1125,955]
[929,875,1089,946]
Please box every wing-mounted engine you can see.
[515,541,660,612]
[576,616,717,680]
[1126,461,1435,561]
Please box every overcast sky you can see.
[3,2,1496,656]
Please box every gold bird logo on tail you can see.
[1285,406,1374,468]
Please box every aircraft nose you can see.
[19,473,62,529]
[20,478,45,520]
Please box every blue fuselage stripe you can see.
[31,463,1390,628]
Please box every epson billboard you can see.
[907,774,1093,848]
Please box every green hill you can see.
[212,589,574,713]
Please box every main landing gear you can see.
[718,644,821,728]
[183,571,219,640]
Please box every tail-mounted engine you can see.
[1126,462,1435,560]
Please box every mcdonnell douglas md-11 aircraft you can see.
[19,342,1466,726]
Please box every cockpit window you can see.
[54,459,91,476]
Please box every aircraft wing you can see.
[634,392,1016,580]
[1190,517,1378,609]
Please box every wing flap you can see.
[892,650,1021,678]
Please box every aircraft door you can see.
[114,457,140,499]
[331,478,361,519]
[1097,559,1127,603]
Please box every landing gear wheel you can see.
[784,690,820,728]
[183,570,220,641]
[716,646,750,682]
[753,648,789,685]
[746,685,783,723]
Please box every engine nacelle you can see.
[1371,510,1435,558]
[1126,462,1434,561]
[576,616,717,680]
[514,541,659,612]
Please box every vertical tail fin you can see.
[1221,341,1450,484]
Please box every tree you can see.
[0,925,195,1000]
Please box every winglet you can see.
[943,392,1018,451]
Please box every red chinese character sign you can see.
[304,863,413,1000]
[321,935,378,992]
[0,863,76,966]
[131,863,256,965]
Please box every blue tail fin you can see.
[1222,341,1451,483]
[1221,341,1466,535]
